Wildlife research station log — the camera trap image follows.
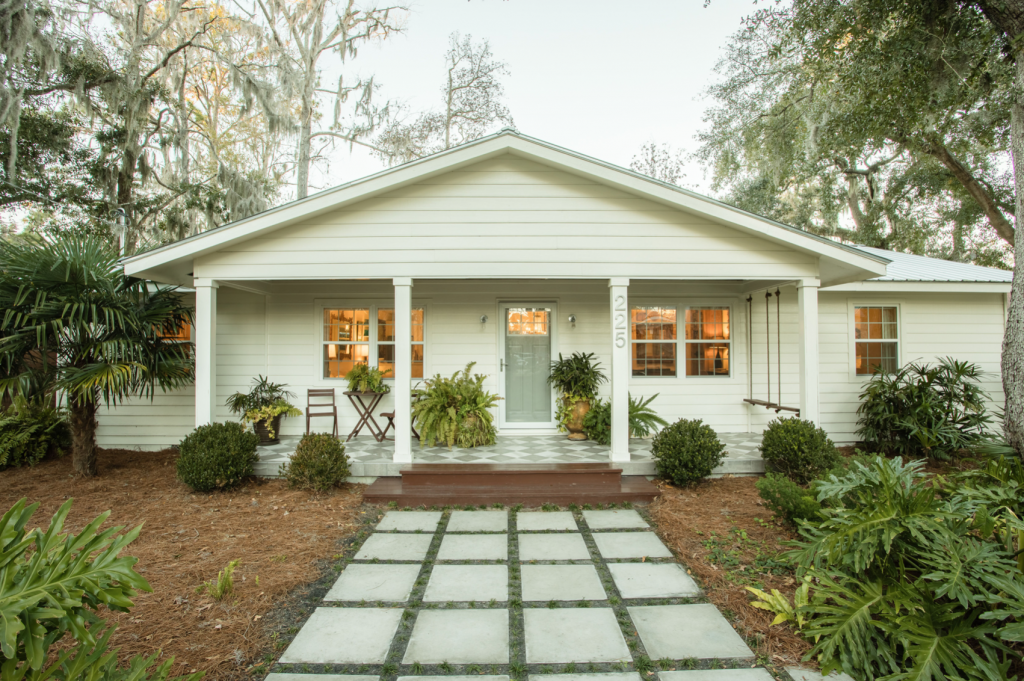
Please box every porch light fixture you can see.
[480,314,488,325]
[568,314,576,329]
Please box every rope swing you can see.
[743,288,800,416]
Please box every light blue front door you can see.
[503,306,552,425]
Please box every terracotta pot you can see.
[564,398,591,441]
[254,413,283,445]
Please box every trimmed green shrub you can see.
[176,421,259,492]
[759,417,840,484]
[651,418,725,485]
[755,473,822,525]
[0,397,71,470]
[282,432,350,492]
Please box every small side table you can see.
[343,390,387,442]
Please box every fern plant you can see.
[582,394,668,444]
[344,364,391,393]
[412,362,501,449]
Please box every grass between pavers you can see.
[262,501,788,681]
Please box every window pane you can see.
[377,308,395,343]
[412,308,424,342]
[412,344,424,379]
[856,342,897,375]
[632,342,676,377]
[632,307,676,342]
[686,342,730,376]
[507,308,549,335]
[324,308,369,342]
[854,306,898,342]
[685,307,730,341]
[157,321,191,342]
[324,343,368,379]
[378,344,394,377]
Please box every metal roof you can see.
[853,246,1013,283]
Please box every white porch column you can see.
[194,279,219,427]
[609,278,630,462]
[393,278,413,463]
[797,278,820,424]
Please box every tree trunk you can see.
[296,96,312,199]
[1002,55,1024,458]
[70,394,99,476]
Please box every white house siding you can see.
[192,156,819,282]
[816,291,1006,443]
[95,284,1007,451]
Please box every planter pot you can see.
[564,398,591,441]
[254,414,283,445]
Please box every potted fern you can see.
[226,376,302,445]
[548,352,607,440]
[412,362,502,449]
[344,364,391,393]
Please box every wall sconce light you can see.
[568,314,577,329]
[480,314,488,325]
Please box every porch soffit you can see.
[121,130,889,287]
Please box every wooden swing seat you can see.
[743,398,800,416]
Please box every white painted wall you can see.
[192,156,819,282]
[96,283,1008,451]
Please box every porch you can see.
[254,432,765,479]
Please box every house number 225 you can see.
[614,295,627,348]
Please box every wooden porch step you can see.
[362,463,659,505]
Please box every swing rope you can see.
[742,287,800,416]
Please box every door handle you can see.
[500,358,504,371]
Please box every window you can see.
[507,308,549,335]
[685,307,730,376]
[322,306,424,380]
[156,320,192,356]
[632,306,676,376]
[854,306,898,375]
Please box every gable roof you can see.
[123,129,889,286]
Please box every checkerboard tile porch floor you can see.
[258,433,763,468]
[266,508,767,681]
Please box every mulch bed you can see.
[0,448,366,680]
[649,477,812,668]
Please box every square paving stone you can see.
[376,511,442,532]
[267,676,378,681]
[521,564,606,601]
[437,534,508,560]
[324,563,421,602]
[529,675,640,681]
[785,667,856,681]
[447,510,509,532]
[278,608,402,663]
[518,533,591,561]
[523,608,630,663]
[424,564,508,602]
[354,533,433,561]
[268,676,378,681]
[517,512,577,531]
[592,532,672,559]
[660,672,774,681]
[607,563,700,598]
[402,609,509,663]
[628,604,754,659]
[582,509,649,530]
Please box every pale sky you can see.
[308,0,755,195]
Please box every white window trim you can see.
[629,298,742,384]
[847,300,902,380]
[314,299,428,386]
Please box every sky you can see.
[307,0,756,195]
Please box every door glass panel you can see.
[505,307,552,423]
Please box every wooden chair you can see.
[306,388,338,437]
[380,411,421,441]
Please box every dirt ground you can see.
[0,448,366,680]
[649,476,812,667]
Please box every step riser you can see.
[400,472,622,489]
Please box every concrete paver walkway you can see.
[267,507,771,681]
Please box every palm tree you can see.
[0,234,194,476]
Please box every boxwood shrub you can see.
[176,421,259,492]
[282,432,350,493]
[759,417,840,484]
[651,418,725,486]
[755,472,823,525]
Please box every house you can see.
[109,129,1012,470]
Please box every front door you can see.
[499,304,556,429]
